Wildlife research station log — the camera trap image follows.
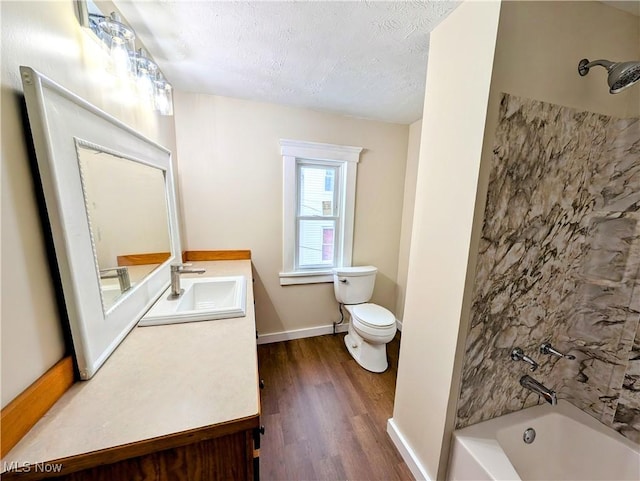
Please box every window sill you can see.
[279,270,334,286]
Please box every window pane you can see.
[324,170,334,192]
[299,165,337,216]
[298,219,335,268]
[322,227,334,261]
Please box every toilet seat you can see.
[351,303,395,329]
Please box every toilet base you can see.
[344,324,389,373]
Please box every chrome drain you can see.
[523,427,536,444]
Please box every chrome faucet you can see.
[520,375,557,406]
[168,263,206,299]
[540,342,576,360]
[100,267,131,292]
[511,347,539,371]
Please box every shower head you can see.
[578,58,640,94]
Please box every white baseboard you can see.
[387,418,431,481]
[258,318,403,345]
[257,322,349,344]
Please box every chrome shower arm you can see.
[578,58,614,76]
[578,57,640,93]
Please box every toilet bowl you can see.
[333,266,397,373]
[344,303,396,372]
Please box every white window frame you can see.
[279,139,362,286]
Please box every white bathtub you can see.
[448,400,640,481]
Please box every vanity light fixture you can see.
[132,49,158,103]
[153,75,174,116]
[95,12,136,77]
[84,9,174,116]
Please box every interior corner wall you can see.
[395,119,422,322]
[1,1,177,408]
[390,2,502,480]
[172,92,409,337]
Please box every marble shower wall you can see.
[455,94,640,442]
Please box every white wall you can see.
[173,92,409,336]
[395,119,421,321]
[391,1,639,479]
[1,1,177,407]
[390,2,502,479]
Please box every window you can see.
[280,139,362,285]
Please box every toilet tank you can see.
[333,266,377,304]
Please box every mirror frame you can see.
[20,66,182,380]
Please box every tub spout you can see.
[520,375,557,406]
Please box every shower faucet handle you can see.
[540,342,576,360]
[511,347,539,371]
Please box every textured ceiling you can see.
[113,1,460,124]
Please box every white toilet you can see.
[332,266,397,373]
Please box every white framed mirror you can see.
[20,66,182,380]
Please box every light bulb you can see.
[164,84,174,116]
[154,83,173,116]
[154,83,168,113]
[137,69,154,103]
[110,37,132,78]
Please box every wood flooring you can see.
[257,333,413,481]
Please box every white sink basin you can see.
[139,276,247,326]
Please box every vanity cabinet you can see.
[4,410,260,481]
[48,426,257,481]
[1,260,261,481]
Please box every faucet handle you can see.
[511,347,539,371]
[99,266,130,291]
[540,342,576,360]
[100,266,128,274]
[171,263,192,271]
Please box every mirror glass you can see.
[21,66,182,380]
[76,142,171,312]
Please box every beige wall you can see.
[392,1,639,479]
[173,92,409,336]
[491,1,639,120]
[391,2,501,479]
[1,1,176,407]
[395,119,421,321]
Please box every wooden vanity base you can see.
[2,414,259,481]
[49,431,254,481]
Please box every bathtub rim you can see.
[449,400,640,481]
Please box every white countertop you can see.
[2,260,258,466]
